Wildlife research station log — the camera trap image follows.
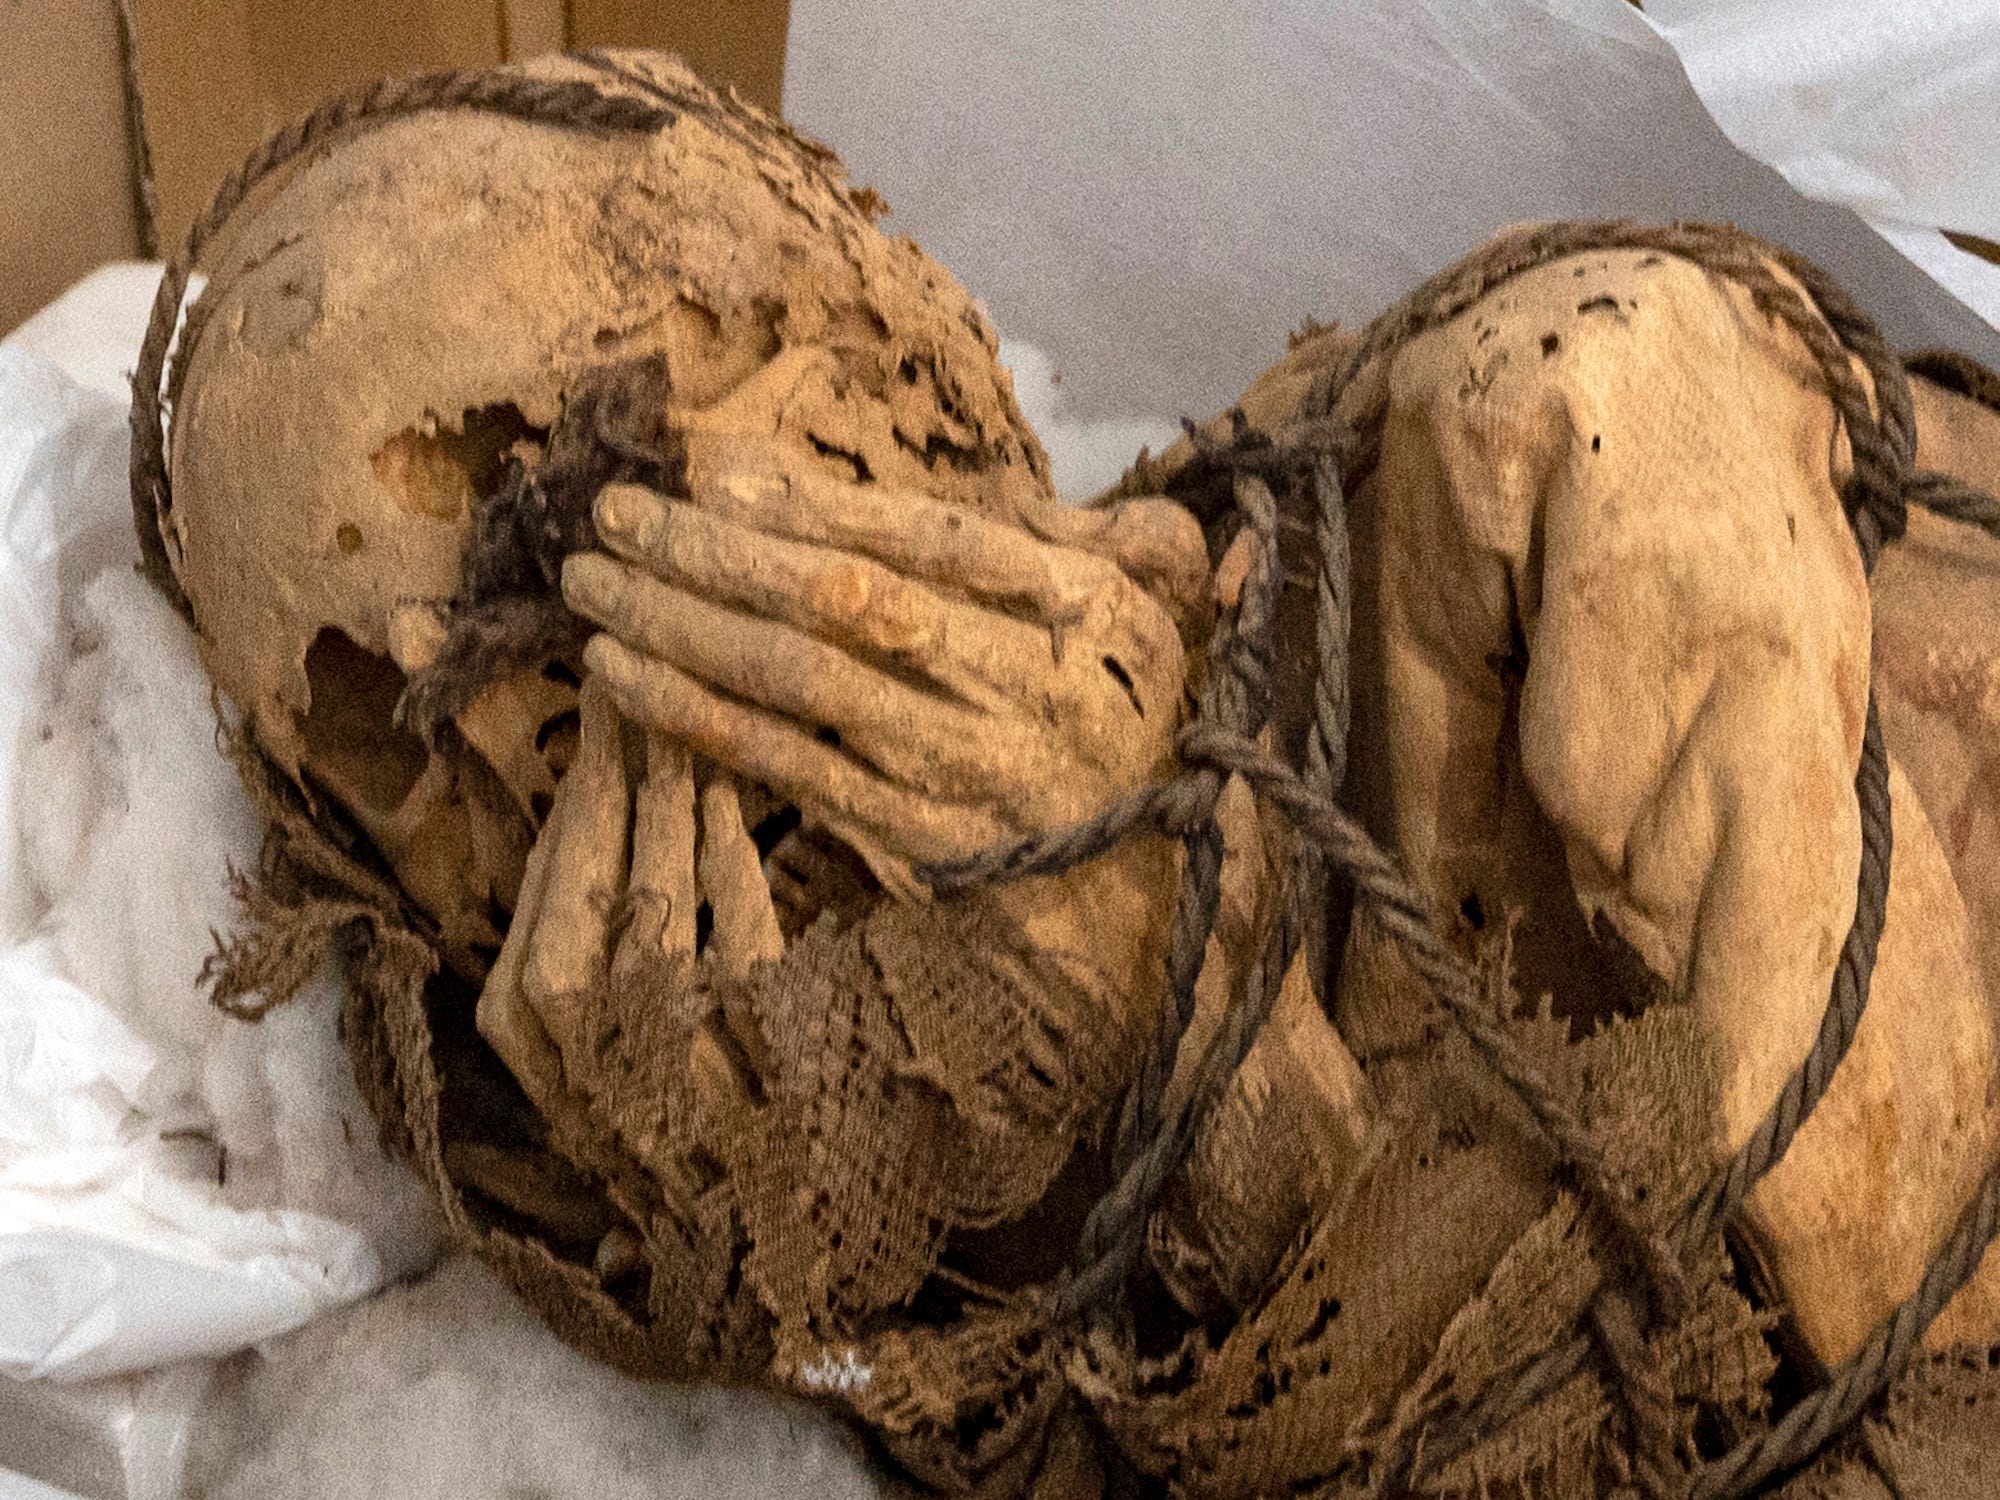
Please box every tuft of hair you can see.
[403,354,681,740]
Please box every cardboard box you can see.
[0,2,145,336]
[0,0,791,335]
[569,0,792,120]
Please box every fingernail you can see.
[710,467,783,515]
[595,485,666,549]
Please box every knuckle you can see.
[808,559,874,618]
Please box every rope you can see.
[1903,470,2000,536]
[923,221,2000,1496]
[1589,1291,1685,1500]
[1691,1159,2000,1499]
[1059,467,1284,1319]
[127,59,676,625]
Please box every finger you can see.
[596,484,1046,712]
[1028,496,1212,640]
[682,431,1141,625]
[695,771,785,981]
[564,552,1033,803]
[476,770,566,1109]
[611,729,697,987]
[523,679,632,1070]
[598,483,1183,745]
[584,633,1004,890]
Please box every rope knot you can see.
[1173,721,1262,783]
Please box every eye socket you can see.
[298,627,430,814]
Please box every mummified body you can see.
[161,51,2000,1498]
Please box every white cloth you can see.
[0,270,442,1393]
[1642,0,2000,329]
[785,0,2000,436]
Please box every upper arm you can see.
[1370,250,1871,1113]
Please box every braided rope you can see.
[1299,447,1353,996]
[1305,448,1351,804]
[1903,470,2000,536]
[1589,1290,1685,1500]
[127,60,675,624]
[1691,1160,2000,1499]
[1062,469,1284,1317]
[1054,880,1305,1323]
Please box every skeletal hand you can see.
[476,405,1207,1119]
[558,447,1194,895]
[474,675,788,1123]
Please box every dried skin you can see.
[1370,253,2000,1363]
[523,680,632,1076]
[476,753,566,1108]
[1873,375,2000,1027]
[1152,942,1379,1319]
[694,770,785,980]
[1140,248,2000,1371]
[611,730,697,986]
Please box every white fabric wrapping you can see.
[0,271,442,1391]
[785,0,2000,437]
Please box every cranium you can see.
[161,52,1053,974]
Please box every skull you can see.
[161,52,1052,973]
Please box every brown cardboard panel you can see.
[501,0,570,58]
[0,0,142,335]
[133,0,506,246]
[569,0,790,110]
[3,0,791,333]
